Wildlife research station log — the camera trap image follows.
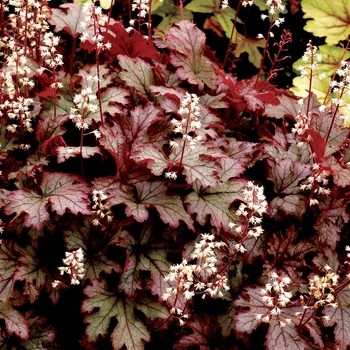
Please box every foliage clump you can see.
[0,0,350,349]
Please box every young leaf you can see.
[4,172,91,230]
[264,93,300,119]
[103,23,159,60]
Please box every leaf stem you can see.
[69,36,77,77]
[223,0,242,70]
[254,17,274,89]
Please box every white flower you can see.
[221,0,229,8]
[57,248,85,285]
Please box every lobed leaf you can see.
[184,179,247,232]
[83,278,118,341]
[174,314,220,350]
[15,245,47,303]
[302,0,350,45]
[118,55,154,97]
[49,3,86,36]
[323,288,350,349]
[266,158,312,195]
[163,21,218,90]
[118,223,173,299]
[18,313,55,349]
[0,303,29,340]
[313,199,347,249]
[103,23,159,60]
[4,172,90,230]
[152,0,193,31]
[169,144,223,188]
[0,243,19,303]
[111,297,150,350]
[64,218,126,279]
[107,180,194,230]
[56,146,101,163]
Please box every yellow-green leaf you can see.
[290,45,350,115]
[235,35,265,68]
[302,0,350,45]
[152,0,193,31]
[214,7,241,40]
[99,0,114,10]
[185,0,220,13]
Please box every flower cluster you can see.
[39,32,64,70]
[162,233,227,325]
[329,60,350,126]
[91,189,113,227]
[264,0,285,15]
[80,3,111,51]
[300,163,331,205]
[229,182,267,253]
[291,110,310,141]
[165,92,203,180]
[69,87,98,130]
[0,0,52,146]
[298,41,322,78]
[170,92,202,150]
[255,272,293,324]
[257,0,285,39]
[132,0,149,19]
[56,248,85,286]
[300,265,338,311]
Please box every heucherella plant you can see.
[1,0,350,349]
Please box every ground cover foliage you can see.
[1,0,350,349]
